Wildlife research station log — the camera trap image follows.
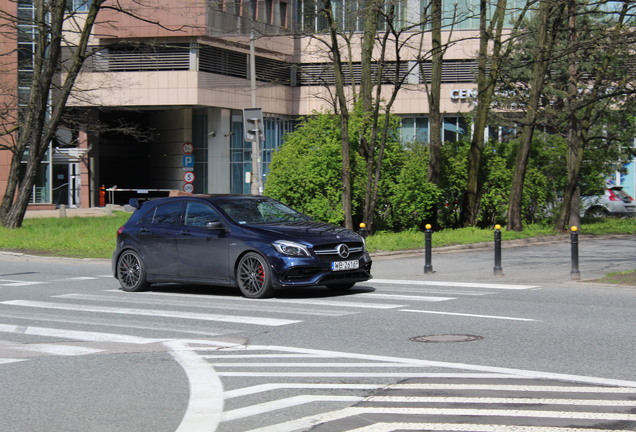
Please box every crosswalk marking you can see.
[365,395,636,406]
[0,323,159,344]
[358,293,456,301]
[400,309,537,321]
[0,358,26,365]
[371,278,539,290]
[1,300,301,326]
[57,293,355,317]
[5,343,103,356]
[222,395,364,422]
[345,424,636,432]
[0,279,47,287]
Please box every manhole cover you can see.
[410,334,483,343]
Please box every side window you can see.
[138,201,183,225]
[184,201,220,228]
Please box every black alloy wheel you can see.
[117,250,150,292]
[237,252,274,299]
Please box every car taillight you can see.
[116,226,125,237]
[608,190,621,201]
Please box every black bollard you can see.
[424,224,434,274]
[570,226,580,280]
[493,224,503,276]
[358,223,368,239]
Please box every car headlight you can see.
[273,240,311,257]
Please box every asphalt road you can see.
[0,235,634,431]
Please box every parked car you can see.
[112,194,372,298]
[581,185,635,218]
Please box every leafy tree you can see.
[0,0,175,228]
[386,144,441,231]
[264,113,365,225]
[501,0,636,231]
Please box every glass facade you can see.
[17,0,51,204]
[230,113,294,194]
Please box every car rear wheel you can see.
[116,250,150,292]
[237,252,274,299]
[585,206,609,218]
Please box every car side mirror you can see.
[204,221,224,230]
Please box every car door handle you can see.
[179,230,192,236]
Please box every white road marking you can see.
[57,293,354,317]
[241,407,636,432]
[359,293,456,301]
[222,395,364,422]
[387,383,636,393]
[366,395,636,406]
[1,300,300,326]
[0,358,26,365]
[218,373,525,378]
[0,311,236,337]
[306,407,636,420]
[164,340,224,432]
[0,323,160,344]
[223,383,384,399]
[6,343,103,356]
[0,279,47,286]
[346,423,636,432]
[199,342,636,388]
[53,276,99,281]
[371,278,539,290]
[400,309,537,321]
[211,362,434,368]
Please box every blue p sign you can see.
[183,155,195,168]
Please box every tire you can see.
[326,282,356,291]
[585,207,609,219]
[116,250,150,292]
[236,252,274,299]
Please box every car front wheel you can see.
[116,250,150,292]
[237,252,274,299]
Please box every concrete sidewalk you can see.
[371,235,635,286]
[24,205,126,219]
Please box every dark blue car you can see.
[112,195,372,298]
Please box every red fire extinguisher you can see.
[99,185,106,207]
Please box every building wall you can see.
[0,0,18,199]
[148,109,193,190]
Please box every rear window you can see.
[138,201,182,225]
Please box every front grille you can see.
[314,242,365,258]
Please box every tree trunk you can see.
[507,0,558,231]
[427,0,443,189]
[462,0,508,227]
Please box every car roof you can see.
[131,194,272,209]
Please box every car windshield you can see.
[215,198,309,225]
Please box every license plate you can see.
[331,260,359,271]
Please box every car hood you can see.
[240,221,362,245]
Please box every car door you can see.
[177,200,230,283]
[135,200,183,278]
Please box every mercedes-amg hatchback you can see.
[113,195,372,298]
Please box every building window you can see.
[230,113,294,194]
[400,117,429,145]
[67,0,91,12]
[443,116,469,142]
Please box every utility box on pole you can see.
[242,108,263,142]
[243,108,264,195]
